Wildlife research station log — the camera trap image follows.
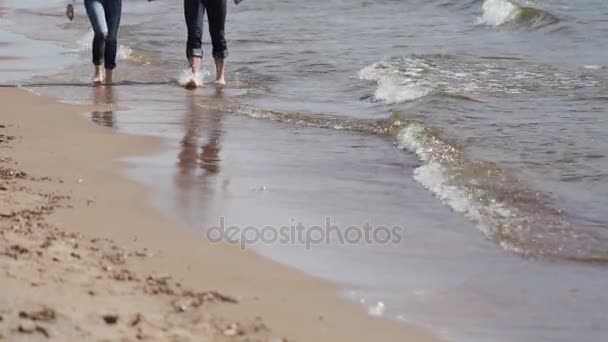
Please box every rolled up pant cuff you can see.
[212,50,228,59]
[187,48,203,59]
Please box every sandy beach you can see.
[0,88,437,341]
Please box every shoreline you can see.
[0,88,438,341]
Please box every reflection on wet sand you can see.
[174,89,230,226]
[176,90,225,190]
[90,86,115,128]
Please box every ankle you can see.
[215,58,225,71]
[105,69,113,83]
[215,59,225,79]
[189,57,202,75]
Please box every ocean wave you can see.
[393,120,608,263]
[358,63,433,104]
[230,105,394,135]
[480,0,560,29]
[359,55,604,103]
[199,99,608,264]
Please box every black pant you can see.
[84,0,122,70]
[184,0,228,60]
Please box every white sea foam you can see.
[395,123,517,242]
[583,65,604,70]
[76,29,134,61]
[375,78,433,104]
[359,62,433,104]
[360,55,597,101]
[177,68,204,87]
[367,301,386,317]
[481,0,521,26]
[116,45,133,61]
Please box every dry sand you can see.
[0,88,439,341]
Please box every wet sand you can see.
[0,88,438,341]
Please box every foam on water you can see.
[367,302,386,317]
[396,123,518,240]
[76,30,136,62]
[176,68,205,88]
[392,120,608,262]
[374,79,433,104]
[481,0,521,26]
[359,55,604,103]
[359,63,433,104]
[353,55,608,262]
[180,90,608,263]
[583,65,604,70]
[480,0,560,29]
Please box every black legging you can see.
[84,0,122,70]
[184,0,228,60]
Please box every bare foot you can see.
[92,66,104,85]
[214,58,226,86]
[92,74,104,85]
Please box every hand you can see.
[66,4,74,21]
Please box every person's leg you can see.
[84,0,109,84]
[205,0,228,85]
[103,0,122,84]
[184,0,205,75]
